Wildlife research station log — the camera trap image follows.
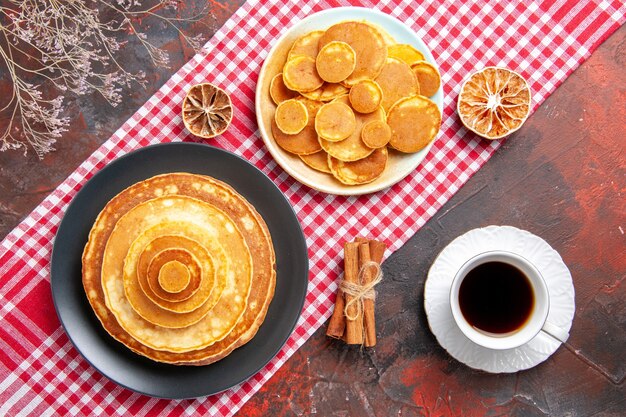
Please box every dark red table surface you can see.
[1,3,624,416]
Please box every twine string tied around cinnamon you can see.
[341,261,383,321]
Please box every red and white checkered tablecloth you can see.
[1,0,624,415]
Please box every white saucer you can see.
[424,225,575,373]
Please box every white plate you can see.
[255,7,444,195]
[424,225,576,373]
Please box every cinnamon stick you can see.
[358,242,375,347]
[343,242,363,345]
[364,240,386,347]
[326,283,347,339]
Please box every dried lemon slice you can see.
[270,73,299,105]
[275,99,308,134]
[457,67,532,139]
[388,44,425,66]
[411,61,441,97]
[375,58,420,112]
[349,80,383,114]
[315,101,356,142]
[283,56,324,93]
[361,120,391,149]
[299,150,332,174]
[316,41,356,83]
[182,83,233,138]
[387,95,441,153]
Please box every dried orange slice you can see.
[288,30,325,60]
[283,56,325,93]
[375,58,420,112]
[318,21,387,86]
[315,101,356,142]
[411,61,441,98]
[457,67,532,140]
[299,150,332,174]
[275,99,308,134]
[361,120,391,149]
[301,83,349,102]
[182,83,233,138]
[328,147,388,185]
[387,44,425,66]
[349,80,383,114]
[270,73,299,104]
[387,95,441,153]
[316,41,356,83]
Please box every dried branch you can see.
[0,0,209,158]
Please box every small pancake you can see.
[387,44,425,66]
[155,259,191,294]
[316,41,356,83]
[297,96,324,123]
[288,30,324,60]
[318,95,379,162]
[328,146,388,185]
[143,247,203,303]
[272,118,321,155]
[315,101,356,142]
[375,58,420,112]
[275,99,308,134]
[349,80,383,114]
[300,83,349,102]
[270,73,299,105]
[318,21,387,86]
[387,95,441,153]
[82,173,276,365]
[132,232,224,313]
[411,61,441,97]
[283,55,324,93]
[299,150,332,173]
[361,120,391,149]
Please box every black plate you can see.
[50,142,308,399]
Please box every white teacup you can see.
[449,250,569,350]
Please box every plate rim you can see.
[255,6,444,196]
[50,142,309,398]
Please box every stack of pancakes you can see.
[82,173,276,365]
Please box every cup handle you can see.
[541,321,569,343]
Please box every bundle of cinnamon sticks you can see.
[326,238,386,347]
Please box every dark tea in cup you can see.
[458,261,534,335]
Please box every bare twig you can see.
[0,0,209,158]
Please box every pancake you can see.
[319,95,379,161]
[124,226,224,317]
[318,21,387,86]
[299,150,331,173]
[270,73,299,105]
[103,196,252,348]
[328,146,388,185]
[139,237,207,304]
[82,173,276,365]
[288,30,324,60]
[375,58,420,112]
[300,83,348,102]
[387,95,441,153]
